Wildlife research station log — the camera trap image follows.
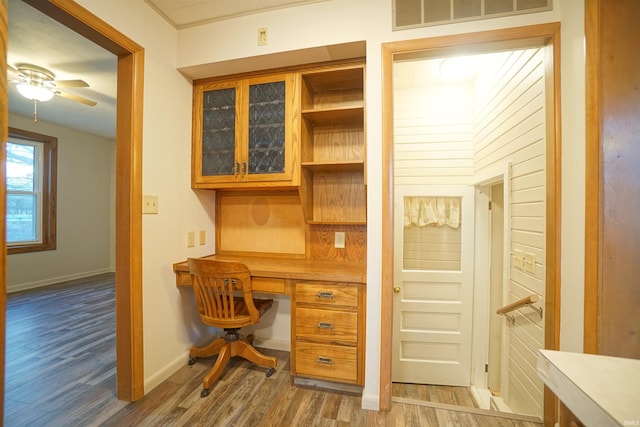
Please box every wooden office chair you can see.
[187,258,277,397]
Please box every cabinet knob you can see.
[393,286,401,294]
[317,322,333,330]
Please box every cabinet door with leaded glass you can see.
[243,73,295,184]
[192,80,240,186]
[192,73,297,189]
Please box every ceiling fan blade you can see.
[55,91,97,106]
[54,79,89,88]
[7,65,24,80]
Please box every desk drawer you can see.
[295,341,357,383]
[295,307,357,343]
[295,282,358,307]
[253,277,285,294]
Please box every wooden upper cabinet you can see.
[192,72,299,189]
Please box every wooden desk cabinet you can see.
[173,256,366,387]
[291,281,365,386]
[191,72,299,189]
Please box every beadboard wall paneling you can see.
[393,83,475,186]
[473,47,546,418]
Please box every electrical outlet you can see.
[334,232,345,249]
[187,231,195,248]
[199,229,206,245]
[142,194,158,214]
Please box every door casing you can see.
[0,0,145,405]
[380,23,561,427]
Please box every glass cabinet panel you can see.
[201,87,236,176]
[248,81,286,175]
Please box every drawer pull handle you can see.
[316,291,335,299]
[316,357,334,365]
[317,322,333,330]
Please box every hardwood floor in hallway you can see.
[4,275,542,426]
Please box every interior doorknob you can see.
[393,286,401,294]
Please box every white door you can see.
[392,184,474,386]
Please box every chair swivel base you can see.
[188,331,277,397]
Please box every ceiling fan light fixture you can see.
[16,81,55,102]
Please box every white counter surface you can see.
[537,349,640,426]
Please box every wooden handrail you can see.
[497,294,540,315]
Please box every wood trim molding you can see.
[20,0,145,401]
[380,24,562,426]
[1,1,9,419]
[583,0,601,356]
[379,42,394,412]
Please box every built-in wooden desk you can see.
[173,254,366,293]
[173,254,367,387]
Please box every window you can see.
[6,127,57,254]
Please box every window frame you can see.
[6,127,57,254]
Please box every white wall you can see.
[72,0,586,408]
[74,0,216,391]
[7,113,114,291]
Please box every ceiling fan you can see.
[8,63,97,121]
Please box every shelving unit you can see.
[299,64,366,224]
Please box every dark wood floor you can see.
[4,275,542,426]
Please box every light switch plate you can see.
[514,249,524,270]
[334,232,345,249]
[524,252,536,273]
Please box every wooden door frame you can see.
[380,23,562,426]
[1,0,145,405]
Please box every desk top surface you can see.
[173,254,366,284]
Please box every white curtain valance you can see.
[404,196,461,228]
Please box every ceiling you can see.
[145,0,328,29]
[7,0,326,140]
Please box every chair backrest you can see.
[187,258,259,328]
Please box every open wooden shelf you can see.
[301,106,364,125]
[298,63,366,226]
[301,161,364,173]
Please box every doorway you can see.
[380,23,561,424]
[1,0,145,404]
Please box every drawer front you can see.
[252,277,285,294]
[295,307,357,343]
[295,282,358,307]
[295,341,357,383]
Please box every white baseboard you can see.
[470,386,492,410]
[8,268,114,293]
[145,353,187,394]
[490,395,513,413]
[361,393,380,410]
[253,337,290,352]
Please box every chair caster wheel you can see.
[201,388,210,398]
[188,357,197,366]
[266,368,275,377]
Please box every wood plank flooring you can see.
[4,275,542,426]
